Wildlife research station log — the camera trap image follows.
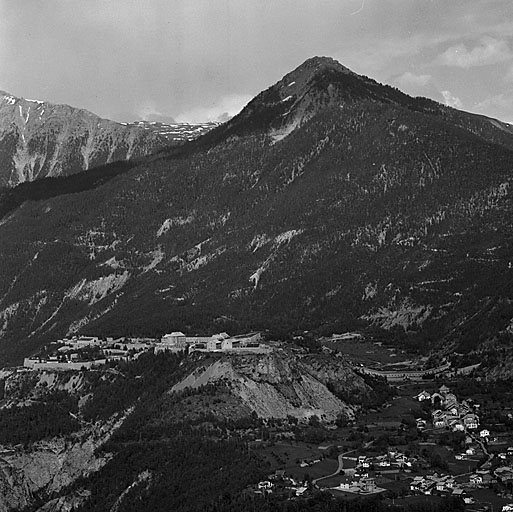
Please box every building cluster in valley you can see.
[408,464,513,505]
[415,385,481,432]
[23,331,267,370]
[252,471,309,498]
[248,381,513,508]
[408,384,513,506]
[331,450,416,495]
[360,362,451,382]
[409,473,473,502]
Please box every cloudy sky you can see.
[1,0,512,123]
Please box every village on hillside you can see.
[18,330,513,510]
[245,380,513,512]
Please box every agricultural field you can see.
[257,441,339,480]
[288,458,338,481]
[258,442,326,470]
[364,396,422,425]
[322,337,410,366]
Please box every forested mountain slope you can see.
[0,350,373,510]
[1,57,513,365]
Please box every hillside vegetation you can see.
[0,57,513,366]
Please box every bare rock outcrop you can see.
[0,416,123,511]
[172,351,370,421]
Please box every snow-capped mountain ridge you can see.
[129,120,219,142]
[0,90,167,187]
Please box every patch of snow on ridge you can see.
[1,94,16,105]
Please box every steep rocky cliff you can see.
[0,420,120,511]
[0,364,144,511]
[0,349,373,510]
[172,351,370,421]
[0,367,127,511]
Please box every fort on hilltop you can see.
[23,330,269,370]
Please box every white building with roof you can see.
[161,332,186,348]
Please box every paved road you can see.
[313,441,374,485]
[313,450,355,484]
[468,430,493,467]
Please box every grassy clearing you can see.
[258,442,321,470]
[287,458,338,480]
[322,338,409,366]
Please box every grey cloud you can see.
[441,90,463,109]
[1,0,513,123]
[435,37,512,68]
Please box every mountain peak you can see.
[291,56,355,76]
[276,56,356,96]
[211,56,362,141]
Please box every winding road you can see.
[313,441,374,485]
[313,450,354,485]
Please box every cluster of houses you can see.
[409,474,474,503]
[410,464,513,501]
[23,335,150,370]
[333,475,384,494]
[23,331,268,370]
[498,447,513,461]
[325,451,415,495]
[415,385,480,431]
[253,471,308,497]
[353,451,417,472]
[299,457,322,468]
[361,362,451,383]
[409,384,513,506]
[495,466,513,482]
[154,331,268,354]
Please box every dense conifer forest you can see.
[2,58,513,366]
